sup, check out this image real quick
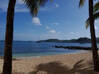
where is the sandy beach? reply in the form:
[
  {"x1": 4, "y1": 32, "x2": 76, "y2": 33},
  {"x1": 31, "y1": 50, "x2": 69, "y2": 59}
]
[{"x1": 0, "y1": 51, "x2": 99, "y2": 74}]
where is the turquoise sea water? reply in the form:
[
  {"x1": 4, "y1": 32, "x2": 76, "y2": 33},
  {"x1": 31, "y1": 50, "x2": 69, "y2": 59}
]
[{"x1": 0, "y1": 41, "x2": 93, "y2": 57}]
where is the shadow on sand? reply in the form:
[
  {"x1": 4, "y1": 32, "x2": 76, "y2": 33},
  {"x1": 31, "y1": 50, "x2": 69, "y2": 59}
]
[
  {"x1": 29, "y1": 59, "x2": 99, "y2": 74},
  {"x1": 0, "y1": 59, "x2": 99, "y2": 74}
]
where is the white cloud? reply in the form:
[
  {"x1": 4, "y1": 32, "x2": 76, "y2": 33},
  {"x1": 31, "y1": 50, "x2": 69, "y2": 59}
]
[
  {"x1": 95, "y1": 20, "x2": 99, "y2": 24},
  {"x1": 94, "y1": 20, "x2": 99, "y2": 30},
  {"x1": 32, "y1": 17, "x2": 42, "y2": 26},
  {"x1": 53, "y1": 23, "x2": 59, "y2": 25},
  {"x1": 46, "y1": 26, "x2": 57, "y2": 34},
  {"x1": 55, "y1": 3, "x2": 59, "y2": 8},
  {"x1": 15, "y1": 1, "x2": 29, "y2": 12},
  {"x1": 49, "y1": 29, "x2": 56, "y2": 34},
  {"x1": 95, "y1": 26, "x2": 98, "y2": 30},
  {"x1": 0, "y1": 0, "x2": 59, "y2": 13},
  {"x1": 70, "y1": 32, "x2": 76, "y2": 35},
  {"x1": 0, "y1": 0, "x2": 28, "y2": 12},
  {"x1": 46, "y1": 26, "x2": 50, "y2": 30},
  {"x1": 70, "y1": 32, "x2": 79, "y2": 35},
  {"x1": 15, "y1": 8, "x2": 29, "y2": 12},
  {"x1": 40, "y1": 3, "x2": 59, "y2": 11},
  {"x1": 17, "y1": 0, "x2": 24, "y2": 4},
  {"x1": 40, "y1": 7, "x2": 50, "y2": 11}
]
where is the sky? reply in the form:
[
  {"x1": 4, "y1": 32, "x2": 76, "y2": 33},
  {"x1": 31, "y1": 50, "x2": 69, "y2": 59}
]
[{"x1": 0, "y1": 0, "x2": 99, "y2": 41}]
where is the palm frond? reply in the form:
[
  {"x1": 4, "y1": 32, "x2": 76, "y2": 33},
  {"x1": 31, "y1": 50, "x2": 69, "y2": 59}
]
[
  {"x1": 86, "y1": 12, "x2": 99, "y2": 29},
  {"x1": 93, "y1": 2, "x2": 99, "y2": 13},
  {"x1": 24, "y1": 0, "x2": 48, "y2": 16},
  {"x1": 79, "y1": 0, "x2": 85, "y2": 7},
  {"x1": 85, "y1": 18, "x2": 90, "y2": 29}
]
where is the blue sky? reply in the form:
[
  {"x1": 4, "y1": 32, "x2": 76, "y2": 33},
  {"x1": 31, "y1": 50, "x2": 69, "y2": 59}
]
[{"x1": 0, "y1": 0, "x2": 99, "y2": 41}]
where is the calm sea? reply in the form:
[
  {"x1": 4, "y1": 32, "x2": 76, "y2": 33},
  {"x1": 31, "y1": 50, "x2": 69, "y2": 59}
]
[{"x1": 0, "y1": 41, "x2": 94, "y2": 57}]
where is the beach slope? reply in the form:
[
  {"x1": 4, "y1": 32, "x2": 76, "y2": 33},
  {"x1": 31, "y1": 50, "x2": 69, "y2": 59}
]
[{"x1": 0, "y1": 51, "x2": 99, "y2": 74}]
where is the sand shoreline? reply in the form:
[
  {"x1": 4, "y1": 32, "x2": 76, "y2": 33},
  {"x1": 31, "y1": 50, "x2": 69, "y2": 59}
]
[
  {"x1": 13, "y1": 50, "x2": 88, "y2": 59},
  {"x1": 0, "y1": 51, "x2": 99, "y2": 74}
]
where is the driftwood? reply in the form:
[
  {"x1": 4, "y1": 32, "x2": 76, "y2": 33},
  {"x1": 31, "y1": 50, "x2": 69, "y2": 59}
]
[{"x1": 55, "y1": 46, "x2": 92, "y2": 50}]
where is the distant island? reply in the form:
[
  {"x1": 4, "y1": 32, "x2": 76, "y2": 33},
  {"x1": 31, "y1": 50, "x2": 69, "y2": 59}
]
[
  {"x1": 1, "y1": 37, "x2": 99, "y2": 43},
  {"x1": 36, "y1": 37, "x2": 99, "y2": 43}
]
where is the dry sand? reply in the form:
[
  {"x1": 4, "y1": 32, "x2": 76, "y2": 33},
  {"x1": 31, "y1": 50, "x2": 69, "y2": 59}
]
[{"x1": 0, "y1": 51, "x2": 99, "y2": 74}]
